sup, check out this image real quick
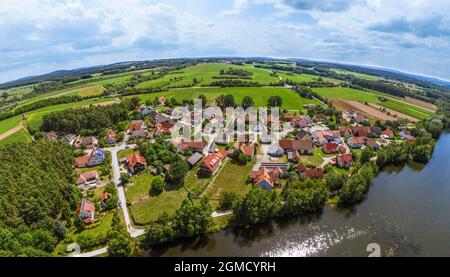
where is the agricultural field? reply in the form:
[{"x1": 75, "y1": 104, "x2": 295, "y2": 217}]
[
  {"x1": 138, "y1": 87, "x2": 320, "y2": 110},
  {"x1": 136, "y1": 63, "x2": 281, "y2": 89},
  {"x1": 277, "y1": 71, "x2": 341, "y2": 84},
  {"x1": 332, "y1": 69, "x2": 380, "y2": 81},
  {"x1": 312, "y1": 87, "x2": 432, "y2": 120},
  {"x1": 0, "y1": 115, "x2": 22, "y2": 136},
  {"x1": 0, "y1": 129, "x2": 32, "y2": 146},
  {"x1": 0, "y1": 85, "x2": 34, "y2": 100}
]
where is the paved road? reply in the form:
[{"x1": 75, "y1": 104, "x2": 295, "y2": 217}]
[
  {"x1": 104, "y1": 143, "x2": 144, "y2": 237},
  {"x1": 73, "y1": 247, "x2": 108, "y2": 257}
]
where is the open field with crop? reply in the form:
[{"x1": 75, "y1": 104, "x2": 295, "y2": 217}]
[
  {"x1": 332, "y1": 69, "x2": 380, "y2": 81},
  {"x1": 0, "y1": 85, "x2": 34, "y2": 100},
  {"x1": 136, "y1": 63, "x2": 281, "y2": 89},
  {"x1": 138, "y1": 87, "x2": 320, "y2": 110},
  {"x1": 404, "y1": 96, "x2": 437, "y2": 112},
  {"x1": 312, "y1": 87, "x2": 432, "y2": 120}
]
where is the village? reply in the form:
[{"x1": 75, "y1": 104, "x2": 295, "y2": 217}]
[{"x1": 39, "y1": 93, "x2": 417, "y2": 245}]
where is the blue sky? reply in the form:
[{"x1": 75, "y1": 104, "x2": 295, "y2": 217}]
[{"x1": 1, "y1": 0, "x2": 450, "y2": 83}]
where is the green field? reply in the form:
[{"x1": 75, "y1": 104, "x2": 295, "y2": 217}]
[
  {"x1": 138, "y1": 87, "x2": 319, "y2": 110},
  {"x1": 205, "y1": 161, "x2": 254, "y2": 208},
  {"x1": 125, "y1": 172, "x2": 156, "y2": 203},
  {"x1": 277, "y1": 71, "x2": 341, "y2": 84},
  {"x1": 0, "y1": 129, "x2": 32, "y2": 146},
  {"x1": 312, "y1": 87, "x2": 432, "y2": 119},
  {"x1": 0, "y1": 85, "x2": 34, "y2": 100},
  {"x1": 332, "y1": 69, "x2": 380, "y2": 81},
  {"x1": 136, "y1": 63, "x2": 281, "y2": 89},
  {"x1": 129, "y1": 185, "x2": 188, "y2": 226},
  {"x1": 0, "y1": 115, "x2": 21, "y2": 135},
  {"x1": 24, "y1": 97, "x2": 116, "y2": 131}
]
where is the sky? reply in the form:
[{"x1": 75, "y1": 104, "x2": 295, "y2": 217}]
[{"x1": 1, "y1": 0, "x2": 450, "y2": 83}]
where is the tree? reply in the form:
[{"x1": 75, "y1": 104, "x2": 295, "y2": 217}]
[
  {"x1": 218, "y1": 192, "x2": 239, "y2": 211},
  {"x1": 233, "y1": 188, "x2": 282, "y2": 228},
  {"x1": 215, "y1": 95, "x2": 225, "y2": 109},
  {"x1": 360, "y1": 145, "x2": 374, "y2": 164},
  {"x1": 224, "y1": 94, "x2": 235, "y2": 108},
  {"x1": 325, "y1": 171, "x2": 347, "y2": 191},
  {"x1": 150, "y1": 177, "x2": 164, "y2": 195},
  {"x1": 198, "y1": 94, "x2": 207, "y2": 108},
  {"x1": 2, "y1": 92, "x2": 8, "y2": 100},
  {"x1": 282, "y1": 183, "x2": 328, "y2": 215},
  {"x1": 165, "y1": 158, "x2": 188, "y2": 186},
  {"x1": 144, "y1": 212, "x2": 176, "y2": 246},
  {"x1": 339, "y1": 173, "x2": 368, "y2": 204},
  {"x1": 267, "y1": 96, "x2": 282, "y2": 107},
  {"x1": 120, "y1": 173, "x2": 130, "y2": 185},
  {"x1": 174, "y1": 197, "x2": 213, "y2": 237},
  {"x1": 242, "y1": 96, "x2": 255, "y2": 109},
  {"x1": 107, "y1": 213, "x2": 133, "y2": 257},
  {"x1": 75, "y1": 217, "x2": 85, "y2": 232}
]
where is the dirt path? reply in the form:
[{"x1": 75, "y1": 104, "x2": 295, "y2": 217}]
[
  {"x1": 0, "y1": 122, "x2": 23, "y2": 141},
  {"x1": 367, "y1": 103, "x2": 418, "y2": 122}
]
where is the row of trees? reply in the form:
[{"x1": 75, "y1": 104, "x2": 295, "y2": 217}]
[{"x1": 41, "y1": 98, "x2": 137, "y2": 135}]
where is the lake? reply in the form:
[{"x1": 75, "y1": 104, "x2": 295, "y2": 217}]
[{"x1": 148, "y1": 134, "x2": 450, "y2": 257}]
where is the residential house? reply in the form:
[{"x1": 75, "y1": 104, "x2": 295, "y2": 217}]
[
  {"x1": 127, "y1": 153, "x2": 147, "y2": 173},
  {"x1": 298, "y1": 164, "x2": 324, "y2": 180},
  {"x1": 292, "y1": 116, "x2": 311, "y2": 128},
  {"x1": 350, "y1": 126, "x2": 371, "y2": 137},
  {"x1": 268, "y1": 143, "x2": 284, "y2": 157},
  {"x1": 75, "y1": 136, "x2": 98, "y2": 149},
  {"x1": 287, "y1": 150, "x2": 299, "y2": 162},
  {"x1": 296, "y1": 129, "x2": 312, "y2": 141},
  {"x1": 283, "y1": 113, "x2": 295, "y2": 122},
  {"x1": 74, "y1": 147, "x2": 106, "y2": 168},
  {"x1": 338, "y1": 145, "x2": 347, "y2": 154},
  {"x1": 233, "y1": 142, "x2": 255, "y2": 159},
  {"x1": 322, "y1": 142, "x2": 339, "y2": 154},
  {"x1": 63, "y1": 134, "x2": 78, "y2": 145},
  {"x1": 250, "y1": 166, "x2": 284, "y2": 190},
  {"x1": 314, "y1": 114, "x2": 328, "y2": 123},
  {"x1": 179, "y1": 140, "x2": 206, "y2": 153},
  {"x1": 154, "y1": 121, "x2": 175, "y2": 137},
  {"x1": 158, "y1": 96, "x2": 166, "y2": 105},
  {"x1": 104, "y1": 130, "x2": 117, "y2": 144},
  {"x1": 78, "y1": 198, "x2": 95, "y2": 224},
  {"x1": 336, "y1": 153, "x2": 354, "y2": 168},
  {"x1": 187, "y1": 152, "x2": 203, "y2": 167},
  {"x1": 339, "y1": 126, "x2": 352, "y2": 137},
  {"x1": 199, "y1": 148, "x2": 227, "y2": 176},
  {"x1": 76, "y1": 170, "x2": 98, "y2": 190},
  {"x1": 400, "y1": 130, "x2": 412, "y2": 140},
  {"x1": 279, "y1": 139, "x2": 315, "y2": 155},
  {"x1": 382, "y1": 128, "x2": 394, "y2": 139},
  {"x1": 366, "y1": 138, "x2": 380, "y2": 149},
  {"x1": 43, "y1": 131, "x2": 58, "y2": 142},
  {"x1": 355, "y1": 115, "x2": 367, "y2": 123},
  {"x1": 370, "y1": 126, "x2": 382, "y2": 137},
  {"x1": 347, "y1": 136, "x2": 367, "y2": 148},
  {"x1": 344, "y1": 109, "x2": 357, "y2": 119}
]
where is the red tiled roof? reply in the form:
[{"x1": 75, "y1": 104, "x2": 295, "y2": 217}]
[
  {"x1": 76, "y1": 170, "x2": 98, "y2": 185},
  {"x1": 337, "y1": 153, "x2": 353, "y2": 165},
  {"x1": 383, "y1": 128, "x2": 394, "y2": 138},
  {"x1": 251, "y1": 166, "x2": 283, "y2": 187},
  {"x1": 303, "y1": 167, "x2": 324, "y2": 179},
  {"x1": 74, "y1": 155, "x2": 90, "y2": 167},
  {"x1": 201, "y1": 152, "x2": 225, "y2": 173},
  {"x1": 322, "y1": 142, "x2": 338, "y2": 153},
  {"x1": 127, "y1": 153, "x2": 147, "y2": 169},
  {"x1": 180, "y1": 141, "x2": 206, "y2": 151}
]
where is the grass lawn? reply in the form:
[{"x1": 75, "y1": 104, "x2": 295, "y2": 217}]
[
  {"x1": 138, "y1": 87, "x2": 319, "y2": 110},
  {"x1": 205, "y1": 160, "x2": 254, "y2": 208},
  {"x1": 125, "y1": 171, "x2": 157, "y2": 203},
  {"x1": 277, "y1": 71, "x2": 341, "y2": 84},
  {"x1": 129, "y1": 186, "x2": 188, "y2": 226},
  {"x1": 0, "y1": 85, "x2": 34, "y2": 100},
  {"x1": 0, "y1": 115, "x2": 21, "y2": 136},
  {"x1": 311, "y1": 87, "x2": 432, "y2": 120},
  {"x1": 117, "y1": 148, "x2": 137, "y2": 160},
  {"x1": 300, "y1": 147, "x2": 328, "y2": 167},
  {"x1": 0, "y1": 129, "x2": 32, "y2": 146},
  {"x1": 184, "y1": 163, "x2": 213, "y2": 195}
]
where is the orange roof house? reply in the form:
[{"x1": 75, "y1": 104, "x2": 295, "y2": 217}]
[
  {"x1": 127, "y1": 153, "x2": 147, "y2": 173},
  {"x1": 251, "y1": 167, "x2": 283, "y2": 190},
  {"x1": 199, "y1": 149, "x2": 227, "y2": 176}
]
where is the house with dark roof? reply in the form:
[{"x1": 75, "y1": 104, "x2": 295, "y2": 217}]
[
  {"x1": 78, "y1": 199, "x2": 95, "y2": 224},
  {"x1": 279, "y1": 139, "x2": 314, "y2": 155},
  {"x1": 233, "y1": 142, "x2": 255, "y2": 159},
  {"x1": 187, "y1": 152, "x2": 203, "y2": 167},
  {"x1": 179, "y1": 140, "x2": 206, "y2": 153},
  {"x1": 43, "y1": 131, "x2": 59, "y2": 142},
  {"x1": 76, "y1": 170, "x2": 98, "y2": 190},
  {"x1": 127, "y1": 153, "x2": 147, "y2": 173},
  {"x1": 296, "y1": 129, "x2": 312, "y2": 141},
  {"x1": 336, "y1": 153, "x2": 354, "y2": 168}
]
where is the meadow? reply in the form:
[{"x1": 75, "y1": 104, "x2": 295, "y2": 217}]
[
  {"x1": 311, "y1": 87, "x2": 432, "y2": 119},
  {"x1": 0, "y1": 129, "x2": 32, "y2": 146},
  {"x1": 136, "y1": 63, "x2": 281, "y2": 89},
  {"x1": 138, "y1": 87, "x2": 320, "y2": 110}
]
